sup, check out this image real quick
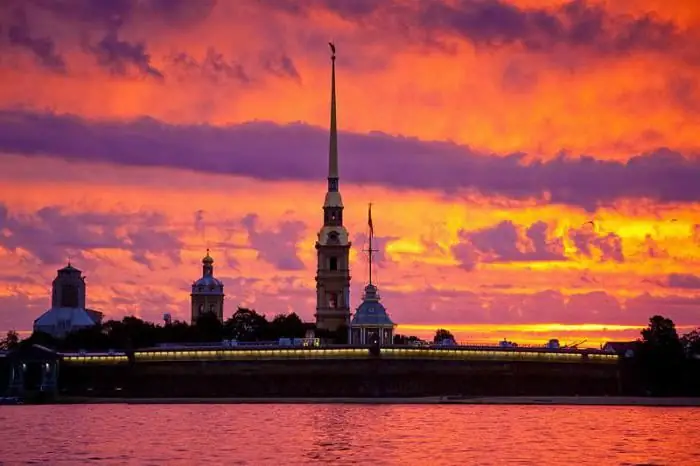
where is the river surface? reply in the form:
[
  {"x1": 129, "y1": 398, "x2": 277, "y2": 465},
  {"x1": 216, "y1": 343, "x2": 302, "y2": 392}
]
[{"x1": 0, "y1": 404, "x2": 696, "y2": 465}]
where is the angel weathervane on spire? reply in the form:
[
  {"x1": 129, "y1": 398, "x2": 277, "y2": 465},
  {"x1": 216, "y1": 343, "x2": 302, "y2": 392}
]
[{"x1": 329, "y1": 41, "x2": 336, "y2": 59}]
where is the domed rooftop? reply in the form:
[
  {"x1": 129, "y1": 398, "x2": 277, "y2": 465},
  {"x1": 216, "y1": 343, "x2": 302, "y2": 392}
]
[
  {"x1": 191, "y1": 249, "x2": 224, "y2": 293},
  {"x1": 351, "y1": 284, "x2": 395, "y2": 327},
  {"x1": 193, "y1": 275, "x2": 224, "y2": 288}
]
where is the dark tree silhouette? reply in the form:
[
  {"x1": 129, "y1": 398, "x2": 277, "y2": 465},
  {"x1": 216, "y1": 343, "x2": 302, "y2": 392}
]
[
  {"x1": 19, "y1": 331, "x2": 57, "y2": 350},
  {"x1": 433, "y1": 328, "x2": 455, "y2": 344},
  {"x1": 641, "y1": 316, "x2": 683, "y2": 351},
  {"x1": 638, "y1": 315, "x2": 685, "y2": 395},
  {"x1": 681, "y1": 328, "x2": 700, "y2": 355},
  {"x1": 194, "y1": 312, "x2": 224, "y2": 342},
  {"x1": 393, "y1": 334, "x2": 422, "y2": 345},
  {"x1": 0, "y1": 330, "x2": 20, "y2": 350},
  {"x1": 269, "y1": 313, "x2": 306, "y2": 340},
  {"x1": 62, "y1": 325, "x2": 111, "y2": 350},
  {"x1": 160, "y1": 320, "x2": 194, "y2": 344},
  {"x1": 104, "y1": 317, "x2": 159, "y2": 349},
  {"x1": 224, "y1": 307, "x2": 269, "y2": 341}
]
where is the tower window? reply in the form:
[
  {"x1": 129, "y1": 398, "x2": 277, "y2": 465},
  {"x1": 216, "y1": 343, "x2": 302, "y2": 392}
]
[
  {"x1": 329, "y1": 293, "x2": 338, "y2": 308},
  {"x1": 60, "y1": 284, "x2": 79, "y2": 308},
  {"x1": 209, "y1": 304, "x2": 215, "y2": 313},
  {"x1": 329, "y1": 257, "x2": 338, "y2": 271}
]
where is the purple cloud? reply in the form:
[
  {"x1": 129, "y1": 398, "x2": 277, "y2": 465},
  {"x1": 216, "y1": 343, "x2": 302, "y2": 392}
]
[
  {"x1": 2, "y1": 6, "x2": 66, "y2": 72},
  {"x1": 0, "y1": 290, "x2": 47, "y2": 332},
  {"x1": 382, "y1": 287, "x2": 700, "y2": 328},
  {"x1": 263, "y1": 53, "x2": 301, "y2": 82},
  {"x1": 667, "y1": 273, "x2": 700, "y2": 290},
  {"x1": 241, "y1": 214, "x2": 306, "y2": 271},
  {"x1": 88, "y1": 31, "x2": 163, "y2": 79},
  {"x1": 0, "y1": 203, "x2": 182, "y2": 268},
  {"x1": 267, "y1": 0, "x2": 683, "y2": 57},
  {"x1": 451, "y1": 220, "x2": 567, "y2": 269},
  {"x1": 1, "y1": 111, "x2": 700, "y2": 211},
  {"x1": 568, "y1": 225, "x2": 624, "y2": 262},
  {"x1": 168, "y1": 48, "x2": 250, "y2": 84},
  {"x1": 353, "y1": 232, "x2": 395, "y2": 268},
  {"x1": 20, "y1": 0, "x2": 216, "y2": 30}
]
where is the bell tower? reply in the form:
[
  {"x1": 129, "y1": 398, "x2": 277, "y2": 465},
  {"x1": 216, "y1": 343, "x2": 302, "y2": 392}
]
[
  {"x1": 191, "y1": 249, "x2": 225, "y2": 323},
  {"x1": 315, "y1": 43, "x2": 351, "y2": 332}
]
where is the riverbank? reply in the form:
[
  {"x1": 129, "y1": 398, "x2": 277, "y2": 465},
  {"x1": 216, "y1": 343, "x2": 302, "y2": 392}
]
[{"x1": 47, "y1": 396, "x2": 700, "y2": 407}]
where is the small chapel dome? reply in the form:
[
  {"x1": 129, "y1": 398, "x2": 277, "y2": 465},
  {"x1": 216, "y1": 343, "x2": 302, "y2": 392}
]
[
  {"x1": 192, "y1": 249, "x2": 224, "y2": 291},
  {"x1": 203, "y1": 253, "x2": 214, "y2": 265},
  {"x1": 351, "y1": 284, "x2": 394, "y2": 327}
]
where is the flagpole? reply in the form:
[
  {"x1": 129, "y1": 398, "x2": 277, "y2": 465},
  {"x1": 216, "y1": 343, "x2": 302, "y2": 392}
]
[{"x1": 368, "y1": 203, "x2": 373, "y2": 286}]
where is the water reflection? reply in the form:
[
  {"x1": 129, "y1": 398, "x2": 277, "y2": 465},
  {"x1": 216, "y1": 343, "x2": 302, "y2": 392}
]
[{"x1": 1, "y1": 404, "x2": 696, "y2": 465}]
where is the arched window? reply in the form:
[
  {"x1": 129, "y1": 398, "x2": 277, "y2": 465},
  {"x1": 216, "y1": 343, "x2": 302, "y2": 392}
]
[
  {"x1": 329, "y1": 293, "x2": 338, "y2": 308},
  {"x1": 329, "y1": 257, "x2": 338, "y2": 271}
]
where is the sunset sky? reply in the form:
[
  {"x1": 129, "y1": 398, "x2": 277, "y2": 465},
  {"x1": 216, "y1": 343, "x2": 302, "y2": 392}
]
[{"x1": 1, "y1": 0, "x2": 699, "y2": 346}]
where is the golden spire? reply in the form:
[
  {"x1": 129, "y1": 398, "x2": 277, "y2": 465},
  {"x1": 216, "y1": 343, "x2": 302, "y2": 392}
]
[{"x1": 328, "y1": 41, "x2": 338, "y2": 185}]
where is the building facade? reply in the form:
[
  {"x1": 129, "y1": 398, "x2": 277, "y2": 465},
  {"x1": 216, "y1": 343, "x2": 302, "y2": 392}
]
[
  {"x1": 350, "y1": 284, "x2": 395, "y2": 345},
  {"x1": 33, "y1": 263, "x2": 103, "y2": 338},
  {"x1": 191, "y1": 250, "x2": 225, "y2": 323},
  {"x1": 315, "y1": 44, "x2": 351, "y2": 332}
]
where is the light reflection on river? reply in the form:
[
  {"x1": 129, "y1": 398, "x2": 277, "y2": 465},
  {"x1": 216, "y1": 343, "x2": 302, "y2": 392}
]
[{"x1": 0, "y1": 404, "x2": 696, "y2": 465}]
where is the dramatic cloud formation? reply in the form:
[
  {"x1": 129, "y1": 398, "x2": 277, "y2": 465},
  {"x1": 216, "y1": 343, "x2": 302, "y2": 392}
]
[
  {"x1": 0, "y1": 0, "x2": 699, "y2": 345},
  {"x1": 1, "y1": 111, "x2": 699, "y2": 212},
  {"x1": 0, "y1": 203, "x2": 182, "y2": 267},
  {"x1": 241, "y1": 214, "x2": 306, "y2": 271},
  {"x1": 452, "y1": 220, "x2": 567, "y2": 270},
  {"x1": 3, "y1": 7, "x2": 66, "y2": 72},
  {"x1": 266, "y1": 0, "x2": 692, "y2": 59}
]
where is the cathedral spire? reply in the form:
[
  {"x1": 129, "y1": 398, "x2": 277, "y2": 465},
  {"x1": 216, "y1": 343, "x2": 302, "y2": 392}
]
[{"x1": 327, "y1": 41, "x2": 339, "y2": 192}]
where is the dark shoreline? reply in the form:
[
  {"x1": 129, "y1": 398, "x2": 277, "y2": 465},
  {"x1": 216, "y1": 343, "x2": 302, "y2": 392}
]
[{"x1": 37, "y1": 396, "x2": 700, "y2": 407}]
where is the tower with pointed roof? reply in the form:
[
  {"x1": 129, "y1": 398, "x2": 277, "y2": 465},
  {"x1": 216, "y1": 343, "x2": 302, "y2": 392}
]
[
  {"x1": 314, "y1": 43, "x2": 352, "y2": 332},
  {"x1": 191, "y1": 249, "x2": 225, "y2": 323}
]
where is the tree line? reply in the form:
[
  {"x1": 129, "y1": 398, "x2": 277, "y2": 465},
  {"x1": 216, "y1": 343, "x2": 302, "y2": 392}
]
[{"x1": 1, "y1": 308, "x2": 319, "y2": 351}]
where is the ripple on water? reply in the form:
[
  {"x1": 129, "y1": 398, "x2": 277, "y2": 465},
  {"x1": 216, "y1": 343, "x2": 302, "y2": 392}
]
[{"x1": 0, "y1": 404, "x2": 697, "y2": 465}]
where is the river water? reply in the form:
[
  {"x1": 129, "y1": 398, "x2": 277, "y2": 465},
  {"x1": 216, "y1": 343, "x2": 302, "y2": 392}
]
[{"x1": 0, "y1": 404, "x2": 696, "y2": 465}]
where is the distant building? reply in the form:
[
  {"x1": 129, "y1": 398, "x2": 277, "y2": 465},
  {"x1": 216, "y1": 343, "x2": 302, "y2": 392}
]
[
  {"x1": 350, "y1": 204, "x2": 396, "y2": 345},
  {"x1": 350, "y1": 284, "x2": 395, "y2": 345},
  {"x1": 602, "y1": 341, "x2": 637, "y2": 358},
  {"x1": 191, "y1": 249, "x2": 224, "y2": 323},
  {"x1": 315, "y1": 44, "x2": 351, "y2": 332},
  {"x1": 33, "y1": 263, "x2": 103, "y2": 338}
]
